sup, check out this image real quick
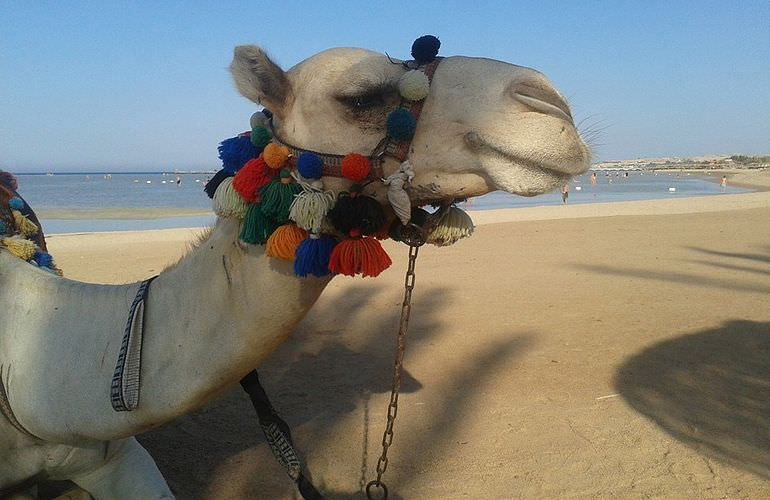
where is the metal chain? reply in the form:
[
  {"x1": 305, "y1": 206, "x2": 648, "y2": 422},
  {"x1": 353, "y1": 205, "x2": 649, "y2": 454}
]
[{"x1": 366, "y1": 245, "x2": 420, "y2": 500}]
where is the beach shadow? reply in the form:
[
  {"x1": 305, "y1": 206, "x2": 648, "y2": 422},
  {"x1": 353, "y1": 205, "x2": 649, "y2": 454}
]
[
  {"x1": 615, "y1": 320, "x2": 770, "y2": 479},
  {"x1": 687, "y1": 246, "x2": 770, "y2": 265},
  {"x1": 136, "y1": 284, "x2": 448, "y2": 499}
]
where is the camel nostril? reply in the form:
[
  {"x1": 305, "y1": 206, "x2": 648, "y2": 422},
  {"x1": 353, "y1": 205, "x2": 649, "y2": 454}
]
[{"x1": 510, "y1": 80, "x2": 573, "y2": 121}]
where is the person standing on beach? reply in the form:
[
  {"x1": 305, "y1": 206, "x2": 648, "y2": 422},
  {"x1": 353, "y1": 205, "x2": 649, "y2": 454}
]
[
  {"x1": 720, "y1": 175, "x2": 727, "y2": 190},
  {"x1": 561, "y1": 182, "x2": 570, "y2": 204},
  {"x1": 176, "y1": 175, "x2": 182, "y2": 186},
  {"x1": 591, "y1": 172, "x2": 597, "y2": 186}
]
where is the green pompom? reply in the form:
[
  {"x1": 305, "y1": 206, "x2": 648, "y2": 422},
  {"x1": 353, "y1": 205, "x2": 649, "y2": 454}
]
[
  {"x1": 251, "y1": 126, "x2": 272, "y2": 150},
  {"x1": 240, "y1": 203, "x2": 278, "y2": 245},
  {"x1": 259, "y1": 177, "x2": 301, "y2": 224}
]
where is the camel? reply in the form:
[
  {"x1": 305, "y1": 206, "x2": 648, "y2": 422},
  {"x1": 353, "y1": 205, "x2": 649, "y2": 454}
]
[{"x1": 0, "y1": 40, "x2": 590, "y2": 498}]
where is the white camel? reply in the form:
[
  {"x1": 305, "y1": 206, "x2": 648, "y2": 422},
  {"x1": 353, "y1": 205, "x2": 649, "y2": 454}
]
[{"x1": 0, "y1": 42, "x2": 589, "y2": 498}]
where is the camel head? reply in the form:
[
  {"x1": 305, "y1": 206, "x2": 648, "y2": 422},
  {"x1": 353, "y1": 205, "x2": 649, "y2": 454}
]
[{"x1": 229, "y1": 42, "x2": 590, "y2": 205}]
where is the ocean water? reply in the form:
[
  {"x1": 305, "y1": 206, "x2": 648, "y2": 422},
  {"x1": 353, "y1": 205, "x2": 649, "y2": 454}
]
[{"x1": 12, "y1": 171, "x2": 749, "y2": 234}]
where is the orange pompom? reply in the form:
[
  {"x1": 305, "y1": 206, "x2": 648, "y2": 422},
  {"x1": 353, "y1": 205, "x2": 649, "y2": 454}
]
[
  {"x1": 341, "y1": 153, "x2": 371, "y2": 182},
  {"x1": 263, "y1": 143, "x2": 290, "y2": 169},
  {"x1": 265, "y1": 224, "x2": 308, "y2": 261},
  {"x1": 328, "y1": 236, "x2": 392, "y2": 277},
  {"x1": 232, "y1": 156, "x2": 273, "y2": 203}
]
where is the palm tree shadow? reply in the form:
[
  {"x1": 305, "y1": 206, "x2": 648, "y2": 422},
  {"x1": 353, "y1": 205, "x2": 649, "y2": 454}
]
[
  {"x1": 615, "y1": 319, "x2": 770, "y2": 479},
  {"x1": 136, "y1": 284, "x2": 445, "y2": 499}
]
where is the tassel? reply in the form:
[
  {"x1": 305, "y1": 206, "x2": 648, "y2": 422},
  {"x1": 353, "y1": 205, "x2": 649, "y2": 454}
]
[
  {"x1": 233, "y1": 156, "x2": 273, "y2": 203},
  {"x1": 427, "y1": 207, "x2": 475, "y2": 246},
  {"x1": 12, "y1": 210, "x2": 38, "y2": 237},
  {"x1": 218, "y1": 134, "x2": 260, "y2": 174},
  {"x1": 294, "y1": 234, "x2": 337, "y2": 277},
  {"x1": 212, "y1": 177, "x2": 248, "y2": 219},
  {"x1": 204, "y1": 169, "x2": 232, "y2": 199},
  {"x1": 240, "y1": 203, "x2": 278, "y2": 245},
  {"x1": 266, "y1": 224, "x2": 307, "y2": 261},
  {"x1": 33, "y1": 250, "x2": 55, "y2": 268},
  {"x1": 327, "y1": 192, "x2": 385, "y2": 236},
  {"x1": 289, "y1": 188, "x2": 336, "y2": 233},
  {"x1": 328, "y1": 235, "x2": 392, "y2": 278},
  {"x1": 1, "y1": 237, "x2": 37, "y2": 260},
  {"x1": 259, "y1": 171, "x2": 301, "y2": 224}
]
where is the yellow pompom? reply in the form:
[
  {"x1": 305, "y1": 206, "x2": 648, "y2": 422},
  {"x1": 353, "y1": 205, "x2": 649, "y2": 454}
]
[
  {"x1": 263, "y1": 143, "x2": 290, "y2": 169},
  {"x1": 398, "y1": 70, "x2": 430, "y2": 101},
  {"x1": 1, "y1": 237, "x2": 37, "y2": 260},
  {"x1": 12, "y1": 210, "x2": 39, "y2": 237},
  {"x1": 265, "y1": 224, "x2": 307, "y2": 261}
]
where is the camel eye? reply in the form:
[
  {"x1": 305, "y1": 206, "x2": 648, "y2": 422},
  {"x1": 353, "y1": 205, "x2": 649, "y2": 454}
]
[{"x1": 340, "y1": 92, "x2": 385, "y2": 111}]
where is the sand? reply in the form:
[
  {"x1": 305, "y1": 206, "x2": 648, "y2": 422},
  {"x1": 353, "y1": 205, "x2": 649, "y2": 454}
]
[{"x1": 44, "y1": 180, "x2": 770, "y2": 499}]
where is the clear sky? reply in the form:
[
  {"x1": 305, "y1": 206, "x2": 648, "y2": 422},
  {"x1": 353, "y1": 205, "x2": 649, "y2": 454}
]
[{"x1": 1, "y1": 1, "x2": 768, "y2": 172}]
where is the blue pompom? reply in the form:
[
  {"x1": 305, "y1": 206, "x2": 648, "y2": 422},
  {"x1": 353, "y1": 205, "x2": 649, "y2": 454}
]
[
  {"x1": 294, "y1": 236, "x2": 337, "y2": 277},
  {"x1": 296, "y1": 152, "x2": 323, "y2": 180},
  {"x1": 218, "y1": 135, "x2": 260, "y2": 174},
  {"x1": 9, "y1": 197, "x2": 24, "y2": 210},
  {"x1": 411, "y1": 35, "x2": 440, "y2": 64},
  {"x1": 33, "y1": 250, "x2": 54, "y2": 269},
  {"x1": 387, "y1": 109, "x2": 417, "y2": 141}
]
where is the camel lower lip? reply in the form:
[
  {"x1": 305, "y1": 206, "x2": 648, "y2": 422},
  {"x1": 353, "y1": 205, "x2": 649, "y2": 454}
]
[{"x1": 465, "y1": 131, "x2": 570, "y2": 177}]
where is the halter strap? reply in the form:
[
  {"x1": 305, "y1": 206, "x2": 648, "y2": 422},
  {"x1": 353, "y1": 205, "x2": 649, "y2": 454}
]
[{"x1": 268, "y1": 57, "x2": 443, "y2": 182}]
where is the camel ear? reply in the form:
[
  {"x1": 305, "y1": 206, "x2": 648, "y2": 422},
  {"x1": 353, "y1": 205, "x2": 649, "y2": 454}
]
[{"x1": 230, "y1": 45, "x2": 292, "y2": 117}]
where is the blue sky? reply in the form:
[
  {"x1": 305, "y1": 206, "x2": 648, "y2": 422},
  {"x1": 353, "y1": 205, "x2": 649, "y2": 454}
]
[{"x1": 1, "y1": 1, "x2": 768, "y2": 172}]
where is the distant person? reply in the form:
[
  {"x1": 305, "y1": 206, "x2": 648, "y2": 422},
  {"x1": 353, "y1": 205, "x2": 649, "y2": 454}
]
[
  {"x1": 590, "y1": 172, "x2": 597, "y2": 186},
  {"x1": 720, "y1": 175, "x2": 727, "y2": 190},
  {"x1": 176, "y1": 175, "x2": 181, "y2": 186},
  {"x1": 561, "y1": 182, "x2": 570, "y2": 204}
]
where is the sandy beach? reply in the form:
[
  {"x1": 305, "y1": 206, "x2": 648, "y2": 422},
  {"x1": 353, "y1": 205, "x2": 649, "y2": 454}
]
[{"x1": 44, "y1": 179, "x2": 770, "y2": 498}]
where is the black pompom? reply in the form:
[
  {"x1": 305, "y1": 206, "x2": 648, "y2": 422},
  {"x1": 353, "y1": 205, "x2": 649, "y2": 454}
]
[
  {"x1": 204, "y1": 169, "x2": 232, "y2": 199},
  {"x1": 411, "y1": 35, "x2": 441, "y2": 64},
  {"x1": 328, "y1": 193, "x2": 386, "y2": 236}
]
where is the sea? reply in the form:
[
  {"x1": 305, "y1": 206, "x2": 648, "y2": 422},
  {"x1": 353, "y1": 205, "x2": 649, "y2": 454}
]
[{"x1": 13, "y1": 171, "x2": 750, "y2": 235}]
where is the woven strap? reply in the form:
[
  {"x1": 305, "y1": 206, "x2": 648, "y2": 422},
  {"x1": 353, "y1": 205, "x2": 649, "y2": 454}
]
[{"x1": 111, "y1": 276, "x2": 156, "y2": 412}]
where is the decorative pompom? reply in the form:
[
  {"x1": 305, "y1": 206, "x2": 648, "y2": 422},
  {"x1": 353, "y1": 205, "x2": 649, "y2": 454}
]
[
  {"x1": 294, "y1": 234, "x2": 337, "y2": 277},
  {"x1": 386, "y1": 109, "x2": 417, "y2": 141},
  {"x1": 296, "y1": 152, "x2": 323, "y2": 180},
  {"x1": 212, "y1": 177, "x2": 248, "y2": 219},
  {"x1": 218, "y1": 135, "x2": 260, "y2": 174},
  {"x1": 266, "y1": 224, "x2": 307, "y2": 261},
  {"x1": 341, "y1": 153, "x2": 371, "y2": 182},
  {"x1": 398, "y1": 70, "x2": 430, "y2": 101},
  {"x1": 263, "y1": 143, "x2": 290, "y2": 169},
  {"x1": 0, "y1": 171, "x2": 18, "y2": 190},
  {"x1": 1, "y1": 237, "x2": 37, "y2": 260},
  {"x1": 328, "y1": 192, "x2": 385, "y2": 236},
  {"x1": 33, "y1": 250, "x2": 54, "y2": 268},
  {"x1": 233, "y1": 156, "x2": 273, "y2": 203},
  {"x1": 204, "y1": 169, "x2": 232, "y2": 199},
  {"x1": 8, "y1": 197, "x2": 24, "y2": 211},
  {"x1": 12, "y1": 210, "x2": 38, "y2": 237},
  {"x1": 289, "y1": 188, "x2": 336, "y2": 233},
  {"x1": 250, "y1": 111, "x2": 271, "y2": 130},
  {"x1": 259, "y1": 171, "x2": 301, "y2": 223},
  {"x1": 427, "y1": 206, "x2": 475, "y2": 246},
  {"x1": 251, "y1": 126, "x2": 272, "y2": 150},
  {"x1": 328, "y1": 236, "x2": 392, "y2": 278},
  {"x1": 240, "y1": 203, "x2": 278, "y2": 245},
  {"x1": 411, "y1": 35, "x2": 441, "y2": 64}
]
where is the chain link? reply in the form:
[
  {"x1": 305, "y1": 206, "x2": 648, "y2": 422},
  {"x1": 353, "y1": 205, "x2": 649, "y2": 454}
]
[{"x1": 366, "y1": 245, "x2": 420, "y2": 500}]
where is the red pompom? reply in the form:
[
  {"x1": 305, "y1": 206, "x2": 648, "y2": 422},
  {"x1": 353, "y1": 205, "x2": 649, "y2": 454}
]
[
  {"x1": 328, "y1": 236, "x2": 392, "y2": 277},
  {"x1": 233, "y1": 156, "x2": 274, "y2": 203},
  {"x1": 341, "y1": 153, "x2": 371, "y2": 182}
]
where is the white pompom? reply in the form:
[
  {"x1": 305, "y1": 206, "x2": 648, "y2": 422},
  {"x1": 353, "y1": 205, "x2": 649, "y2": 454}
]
[
  {"x1": 212, "y1": 177, "x2": 248, "y2": 219},
  {"x1": 250, "y1": 111, "x2": 270, "y2": 129},
  {"x1": 427, "y1": 207, "x2": 475, "y2": 246},
  {"x1": 398, "y1": 70, "x2": 430, "y2": 101},
  {"x1": 289, "y1": 189, "x2": 336, "y2": 233}
]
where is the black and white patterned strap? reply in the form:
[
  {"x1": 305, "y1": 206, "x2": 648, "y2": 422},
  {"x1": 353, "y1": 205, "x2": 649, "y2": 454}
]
[{"x1": 111, "y1": 276, "x2": 156, "y2": 412}]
